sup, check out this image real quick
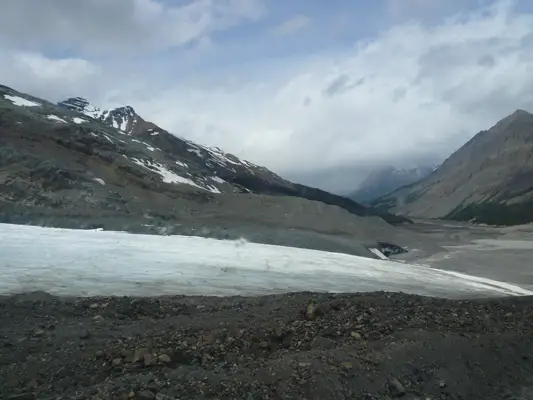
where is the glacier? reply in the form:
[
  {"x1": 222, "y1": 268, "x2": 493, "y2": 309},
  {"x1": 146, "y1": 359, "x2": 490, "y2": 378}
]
[{"x1": 0, "y1": 223, "x2": 531, "y2": 298}]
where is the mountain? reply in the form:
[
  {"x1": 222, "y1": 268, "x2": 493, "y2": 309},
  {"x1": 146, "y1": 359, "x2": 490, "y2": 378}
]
[
  {"x1": 369, "y1": 109, "x2": 533, "y2": 225},
  {"x1": 349, "y1": 165, "x2": 437, "y2": 203},
  {"x1": 0, "y1": 84, "x2": 418, "y2": 258},
  {"x1": 58, "y1": 97, "x2": 156, "y2": 135}
]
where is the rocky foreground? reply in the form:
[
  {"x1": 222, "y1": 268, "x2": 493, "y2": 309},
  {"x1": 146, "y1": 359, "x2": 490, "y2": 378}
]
[{"x1": 1, "y1": 291, "x2": 533, "y2": 400}]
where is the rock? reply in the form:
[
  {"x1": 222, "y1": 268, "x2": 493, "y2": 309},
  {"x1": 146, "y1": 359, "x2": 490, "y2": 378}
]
[
  {"x1": 439, "y1": 380, "x2": 446, "y2": 388},
  {"x1": 137, "y1": 390, "x2": 156, "y2": 400},
  {"x1": 350, "y1": 331, "x2": 363, "y2": 340},
  {"x1": 8, "y1": 394, "x2": 36, "y2": 400},
  {"x1": 89, "y1": 303, "x2": 100, "y2": 310},
  {"x1": 27, "y1": 379, "x2": 38, "y2": 389},
  {"x1": 341, "y1": 362, "x2": 353, "y2": 370},
  {"x1": 123, "y1": 351, "x2": 134, "y2": 363},
  {"x1": 306, "y1": 304, "x2": 316, "y2": 320},
  {"x1": 158, "y1": 354, "x2": 171, "y2": 363},
  {"x1": 112, "y1": 358, "x2": 123, "y2": 366},
  {"x1": 306, "y1": 303, "x2": 326, "y2": 320},
  {"x1": 144, "y1": 352, "x2": 156, "y2": 366},
  {"x1": 33, "y1": 329, "x2": 45, "y2": 337},
  {"x1": 133, "y1": 348, "x2": 150, "y2": 363},
  {"x1": 93, "y1": 315, "x2": 104, "y2": 322},
  {"x1": 273, "y1": 326, "x2": 284, "y2": 338},
  {"x1": 201, "y1": 332, "x2": 216, "y2": 345},
  {"x1": 329, "y1": 299, "x2": 345, "y2": 310},
  {"x1": 79, "y1": 329, "x2": 91, "y2": 339},
  {"x1": 311, "y1": 336, "x2": 336, "y2": 350},
  {"x1": 389, "y1": 377, "x2": 406, "y2": 397}
]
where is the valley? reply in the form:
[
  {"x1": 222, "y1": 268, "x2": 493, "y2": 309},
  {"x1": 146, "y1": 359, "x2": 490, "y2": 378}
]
[
  {"x1": 3, "y1": 1, "x2": 533, "y2": 398},
  {"x1": 2, "y1": 84, "x2": 533, "y2": 400},
  {"x1": 396, "y1": 219, "x2": 533, "y2": 287}
]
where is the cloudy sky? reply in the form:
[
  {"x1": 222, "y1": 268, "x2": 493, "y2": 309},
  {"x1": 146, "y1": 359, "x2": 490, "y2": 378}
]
[{"x1": 1, "y1": 0, "x2": 533, "y2": 192}]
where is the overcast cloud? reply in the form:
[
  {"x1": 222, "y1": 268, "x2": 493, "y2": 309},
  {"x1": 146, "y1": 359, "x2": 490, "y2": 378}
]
[{"x1": 1, "y1": 0, "x2": 532, "y2": 192}]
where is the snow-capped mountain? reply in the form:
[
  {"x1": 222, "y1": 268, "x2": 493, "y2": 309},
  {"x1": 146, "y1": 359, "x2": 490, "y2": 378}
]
[
  {"x1": 349, "y1": 165, "x2": 438, "y2": 203},
  {"x1": 0, "y1": 84, "x2": 409, "y2": 241},
  {"x1": 56, "y1": 95, "x2": 286, "y2": 195},
  {"x1": 59, "y1": 97, "x2": 144, "y2": 135}
]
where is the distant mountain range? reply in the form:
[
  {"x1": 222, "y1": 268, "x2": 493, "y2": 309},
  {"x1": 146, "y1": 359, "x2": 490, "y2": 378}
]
[
  {"x1": 369, "y1": 109, "x2": 533, "y2": 225},
  {"x1": 349, "y1": 165, "x2": 438, "y2": 203}
]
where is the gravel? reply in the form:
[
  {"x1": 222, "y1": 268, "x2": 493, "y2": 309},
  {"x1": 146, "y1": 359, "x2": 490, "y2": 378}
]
[{"x1": 1, "y1": 291, "x2": 533, "y2": 399}]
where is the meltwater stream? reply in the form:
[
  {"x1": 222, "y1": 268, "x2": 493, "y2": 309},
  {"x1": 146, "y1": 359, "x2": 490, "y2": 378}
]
[{"x1": 0, "y1": 223, "x2": 531, "y2": 298}]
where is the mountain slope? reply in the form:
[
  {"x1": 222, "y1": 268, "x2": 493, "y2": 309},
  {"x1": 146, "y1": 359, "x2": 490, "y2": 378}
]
[
  {"x1": 349, "y1": 165, "x2": 437, "y2": 203},
  {"x1": 0, "y1": 84, "x2": 418, "y2": 258},
  {"x1": 369, "y1": 109, "x2": 533, "y2": 225},
  {"x1": 57, "y1": 94, "x2": 408, "y2": 223}
]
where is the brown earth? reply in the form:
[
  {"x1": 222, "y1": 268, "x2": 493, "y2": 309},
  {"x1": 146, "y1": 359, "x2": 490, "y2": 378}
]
[{"x1": 1, "y1": 291, "x2": 533, "y2": 400}]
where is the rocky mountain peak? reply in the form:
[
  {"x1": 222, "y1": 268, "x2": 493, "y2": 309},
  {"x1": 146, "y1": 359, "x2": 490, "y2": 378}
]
[
  {"x1": 58, "y1": 97, "x2": 142, "y2": 134},
  {"x1": 58, "y1": 97, "x2": 103, "y2": 119},
  {"x1": 100, "y1": 106, "x2": 140, "y2": 134},
  {"x1": 111, "y1": 105, "x2": 136, "y2": 116}
]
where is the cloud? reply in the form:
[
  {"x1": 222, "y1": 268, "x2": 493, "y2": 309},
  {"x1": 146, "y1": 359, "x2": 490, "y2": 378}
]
[
  {"x1": 322, "y1": 74, "x2": 365, "y2": 97},
  {"x1": 272, "y1": 14, "x2": 312, "y2": 37},
  {"x1": 385, "y1": 0, "x2": 476, "y2": 19},
  {"x1": 1, "y1": 0, "x2": 533, "y2": 193},
  {"x1": 127, "y1": 2, "x2": 533, "y2": 176},
  {"x1": 0, "y1": 0, "x2": 265, "y2": 55},
  {"x1": 0, "y1": 51, "x2": 102, "y2": 101}
]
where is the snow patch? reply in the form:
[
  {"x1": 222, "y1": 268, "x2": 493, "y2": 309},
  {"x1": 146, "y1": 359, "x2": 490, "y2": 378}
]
[
  {"x1": 47, "y1": 114, "x2": 67, "y2": 123},
  {"x1": 207, "y1": 185, "x2": 221, "y2": 194},
  {"x1": 93, "y1": 178, "x2": 105, "y2": 185},
  {"x1": 102, "y1": 134, "x2": 114, "y2": 144},
  {"x1": 369, "y1": 248, "x2": 389, "y2": 260},
  {"x1": 211, "y1": 176, "x2": 225, "y2": 184},
  {"x1": 143, "y1": 142, "x2": 155, "y2": 151},
  {"x1": 72, "y1": 117, "x2": 87, "y2": 124},
  {"x1": 187, "y1": 148, "x2": 203, "y2": 158},
  {"x1": 131, "y1": 158, "x2": 204, "y2": 189},
  {"x1": 119, "y1": 118, "x2": 128, "y2": 132},
  {"x1": 4, "y1": 95, "x2": 41, "y2": 107},
  {"x1": 204, "y1": 146, "x2": 244, "y2": 167},
  {"x1": 175, "y1": 160, "x2": 188, "y2": 168}
]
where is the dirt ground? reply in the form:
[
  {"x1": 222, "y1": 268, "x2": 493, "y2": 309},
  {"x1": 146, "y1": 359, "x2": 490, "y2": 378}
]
[
  {"x1": 1, "y1": 291, "x2": 533, "y2": 400},
  {"x1": 395, "y1": 220, "x2": 533, "y2": 287}
]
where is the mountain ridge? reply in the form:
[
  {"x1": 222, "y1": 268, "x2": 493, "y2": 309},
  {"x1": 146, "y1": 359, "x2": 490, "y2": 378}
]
[
  {"x1": 369, "y1": 108, "x2": 533, "y2": 225},
  {"x1": 55, "y1": 92, "x2": 410, "y2": 223},
  {"x1": 349, "y1": 164, "x2": 438, "y2": 203}
]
